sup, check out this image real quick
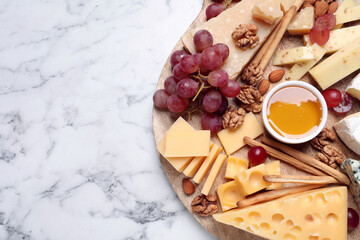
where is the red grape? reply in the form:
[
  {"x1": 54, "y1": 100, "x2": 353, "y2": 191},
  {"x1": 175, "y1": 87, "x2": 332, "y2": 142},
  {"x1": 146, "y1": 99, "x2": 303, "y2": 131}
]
[
  {"x1": 193, "y1": 53, "x2": 209, "y2": 74},
  {"x1": 333, "y1": 92, "x2": 353, "y2": 114},
  {"x1": 220, "y1": 79, "x2": 241, "y2": 97},
  {"x1": 201, "y1": 47, "x2": 223, "y2": 71},
  {"x1": 214, "y1": 94, "x2": 229, "y2": 116},
  {"x1": 315, "y1": 13, "x2": 336, "y2": 30},
  {"x1": 248, "y1": 146, "x2": 267, "y2": 167},
  {"x1": 176, "y1": 78, "x2": 199, "y2": 98},
  {"x1": 309, "y1": 24, "x2": 330, "y2": 46},
  {"x1": 322, "y1": 88, "x2": 342, "y2": 107},
  {"x1": 348, "y1": 208, "x2": 359, "y2": 230},
  {"x1": 201, "y1": 113, "x2": 222, "y2": 134},
  {"x1": 213, "y1": 43, "x2": 230, "y2": 62},
  {"x1": 179, "y1": 55, "x2": 199, "y2": 74},
  {"x1": 193, "y1": 30, "x2": 213, "y2": 53},
  {"x1": 203, "y1": 90, "x2": 222, "y2": 112},
  {"x1": 153, "y1": 89, "x2": 170, "y2": 109},
  {"x1": 206, "y1": 3, "x2": 224, "y2": 20},
  {"x1": 170, "y1": 50, "x2": 188, "y2": 68},
  {"x1": 164, "y1": 76, "x2": 177, "y2": 95},
  {"x1": 208, "y1": 69, "x2": 229, "y2": 87},
  {"x1": 167, "y1": 94, "x2": 189, "y2": 113},
  {"x1": 173, "y1": 63, "x2": 189, "y2": 81}
]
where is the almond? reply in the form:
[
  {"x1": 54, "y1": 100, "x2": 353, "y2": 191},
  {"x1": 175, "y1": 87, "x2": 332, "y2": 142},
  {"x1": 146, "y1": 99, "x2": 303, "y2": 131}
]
[
  {"x1": 315, "y1": 0, "x2": 329, "y2": 18},
  {"x1": 258, "y1": 79, "x2": 270, "y2": 95},
  {"x1": 182, "y1": 178, "x2": 195, "y2": 195},
  {"x1": 304, "y1": 0, "x2": 316, "y2": 4},
  {"x1": 269, "y1": 70, "x2": 285, "y2": 83},
  {"x1": 328, "y1": 1, "x2": 338, "y2": 14}
]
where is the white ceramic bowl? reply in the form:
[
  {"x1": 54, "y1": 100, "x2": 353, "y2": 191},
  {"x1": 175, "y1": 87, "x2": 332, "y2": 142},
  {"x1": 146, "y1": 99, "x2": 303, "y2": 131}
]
[{"x1": 262, "y1": 81, "x2": 328, "y2": 144}]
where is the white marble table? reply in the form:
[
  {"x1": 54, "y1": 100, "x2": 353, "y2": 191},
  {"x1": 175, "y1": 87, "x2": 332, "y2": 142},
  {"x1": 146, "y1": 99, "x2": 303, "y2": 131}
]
[{"x1": 0, "y1": 0, "x2": 216, "y2": 239}]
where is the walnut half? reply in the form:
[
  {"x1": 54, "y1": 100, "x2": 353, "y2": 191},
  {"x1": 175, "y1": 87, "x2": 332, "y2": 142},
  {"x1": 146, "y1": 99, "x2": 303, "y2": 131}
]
[
  {"x1": 191, "y1": 194, "x2": 219, "y2": 217},
  {"x1": 222, "y1": 105, "x2": 246, "y2": 130},
  {"x1": 231, "y1": 24, "x2": 260, "y2": 50},
  {"x1": 236, "y1": 85, "x2": 264, "y2": 113}
]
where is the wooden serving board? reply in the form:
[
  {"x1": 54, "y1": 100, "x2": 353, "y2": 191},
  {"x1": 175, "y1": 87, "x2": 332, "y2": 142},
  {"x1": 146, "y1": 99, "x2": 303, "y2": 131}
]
[{"x1": 153, "y1": 1, "x2": 360, "y2": 239}]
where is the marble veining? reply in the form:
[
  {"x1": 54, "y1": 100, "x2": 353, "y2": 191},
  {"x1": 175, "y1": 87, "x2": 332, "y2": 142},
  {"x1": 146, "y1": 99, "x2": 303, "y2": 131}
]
[{"x1": 0, "y1": 0, "x2": 216, "y2": 239}]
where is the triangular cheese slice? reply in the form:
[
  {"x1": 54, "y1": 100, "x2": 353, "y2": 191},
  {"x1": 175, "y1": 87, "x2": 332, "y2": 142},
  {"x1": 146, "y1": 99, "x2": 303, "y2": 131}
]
[{"x1": 213, "y1": 187, "x2": 347, "y2": 240}]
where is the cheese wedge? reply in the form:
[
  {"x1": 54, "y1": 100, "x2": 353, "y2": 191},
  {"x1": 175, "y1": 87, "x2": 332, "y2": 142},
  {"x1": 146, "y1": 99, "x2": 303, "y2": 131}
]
[
  {"x1": 201, "y1": 154, "x2": 227, "y2": 195},
  {"x1": 181, "y1": 0, "x2": 280, "y2": 78},
  {"x1": 156, "y1": 117, "x2": 194, "y2": 172},
  {"x1": 336, "y1": 5, "x2": 360, "y2": 25},
  {"x1": 303, "y1": 25, "x2": 360, "y2": 54},
  {"x1": 287, "y1": 7, "x2": 314, "y2": 35},
  {"x1": 273, "y1": 46, "x2": 314, "y2": 65},
  {"x1": 213, "y1": 187, "x2": 348, "y2": 240},
  {"x1": 265, "y1": 161, "x2": 282, "y2": 190},
  {"x1": 333, "y1": 111, "x2": 360, "y2": 155},
  {"x1": 225, "y1": 156, "x2": 249, "y2": 179},
  {"x1": 285, "y1": 43, "x2": 325, "y2": 80},
  {"x1": 164, "y1": 131, "x2": 210, "y2": 157},
  {"x1": 346, "y1": 72, "x2": 360, "y2": 100},
  {"x1": 252, "y1": 0, "x2": 283, "y2": 24},
  {"x1": 217, "y1": 112, "x2": 263, "y2": 155},
  {"x1": 217, "y1": 181, "x2": 244, "y2": 212},
  {"x1": 183, "y1": 143, "x2": 214, "y2": 178},
  {"x1": 309, "y1": 37, "x2": 360, "y2": 90}
]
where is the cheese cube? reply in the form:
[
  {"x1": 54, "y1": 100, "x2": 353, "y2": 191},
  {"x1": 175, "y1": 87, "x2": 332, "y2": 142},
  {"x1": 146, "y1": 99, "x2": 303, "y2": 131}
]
[
  {"x1": 234, "y1": 163, "x2": 270, "y2": 196},
  {"x1": 217, "y1": 181, "x2": 244, "y2": 212},
  {"x1": 334, "y1": 0, "x2": 356, "y2": 29},
  {"x1": 346, "y1": 72, "x2": 360, "y2": 100},
  {"x1": 336, "y1": 5, "x2": 360, "y2": 25},
  {"x1": 280, "y1": 0, "x2": 296, "y2": 12},
  {"x1": 252, "y1": 0, "x2": 283, "y2": 24},
  {"x1": 265, "y1": 161, "x2": 282, "y2": 190},
  {"x1": 287, "y1": 7, "x2": 314, "y2": 35},
  {"x1": 213, "y1": 187, "x2": 348, "y2": 240},
  {"x1": 181, "y1": 0, "x2": 279, "y2": 78},
  {"x1": 273, "y1": 46, "x2": 314, "y2": 65},
  {"x1": 217, "y1": 112, "x2": 263, "y2": 155},
  {"x1": 333, "y1": 111, "x2": 360, "y2": 155},
  {"x1": 309, "y1": 37, "x2": 360, "y2": 90},
  {"x1": 201, "y1": 154, "x2": 227, "y2": 195},
  {"x1": 341, "y1": 159, "x2": 360, "y2": 209},
  {"x1": 183, "y1": 143, "x2": 214, "y2": 178},
  {"x1": 285, "y1": 43, "x2": 326, "y2": 80},
  {"x1": 303, "y1": 25, "x2": 360, "y2": 54},
  {"x1": 193, "y1": 144, "x2": 223, "y2": 184},
  {"x1": 225, "y1": 156, "x2": 249, "y2": 179},
  {"x1": 164, "y1": 131, "x2": 210, "y2": 157},
  {"x1": 156, "y1": 117, "x2": 194, "y2": 172}
]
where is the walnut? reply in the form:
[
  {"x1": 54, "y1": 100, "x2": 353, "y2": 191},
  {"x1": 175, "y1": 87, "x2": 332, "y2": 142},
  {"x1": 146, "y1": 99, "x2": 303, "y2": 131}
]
[
  {"x1": 222, "y1": 105, "x2": 246, "y2": 130},
  {"x1": 232, "y1": 24, "x2": 260, "y2": 50},
  {"x1": 236, "y1": 85, "x2": 264, "y2": 113},
  {"x1": 316, "y1": 152, "x2": 337, "y2": 168},
  {"x1": 310, "y1": 137, "x2": 329, "y2": 151},
  {"x1": 191, "y1": 194, "x2": 219, "y2": 217},
  {"x1": 322, "y1": 145, "x2": 346, "y2": 165},
  {"x1": 241, "y1": 63, "x2": 264, "y2": 86},
  {"x1": 317, "y1": 127, "x2": 336, "y2": 141}
]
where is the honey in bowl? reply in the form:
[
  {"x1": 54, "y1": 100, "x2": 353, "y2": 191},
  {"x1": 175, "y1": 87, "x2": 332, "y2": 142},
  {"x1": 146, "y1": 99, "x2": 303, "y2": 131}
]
[{"x1": 266, "y1": 86, "x2": 323, "y2": 139}]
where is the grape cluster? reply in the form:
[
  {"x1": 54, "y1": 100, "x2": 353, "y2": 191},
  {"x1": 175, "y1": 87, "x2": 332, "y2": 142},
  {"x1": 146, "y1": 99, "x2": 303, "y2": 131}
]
[{"x1": 153, "y1": 30, "x2": 241, "y2": 134}]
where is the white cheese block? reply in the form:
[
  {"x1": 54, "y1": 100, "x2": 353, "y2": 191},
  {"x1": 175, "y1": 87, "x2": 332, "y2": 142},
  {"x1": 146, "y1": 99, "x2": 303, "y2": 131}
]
[
  {"x1": 341, "y1": 158, "x2": 360, "y2": 209},
  {"x1": 334, "y1": 111, "x2": 360, "y2": 155},
  {"x1": 336, "y1": 5, "x2": 360, "y2": 25},
  {"x1": 346, "y1": 72, "x2": 360, "y2": 100}
]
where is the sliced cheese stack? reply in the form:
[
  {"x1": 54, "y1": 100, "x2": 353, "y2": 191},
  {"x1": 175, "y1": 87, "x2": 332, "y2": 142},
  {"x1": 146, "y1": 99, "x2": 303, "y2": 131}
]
[
  {"x1": 213, "y1": 187, "x2": 348, "y2": 240},
  {"x1": 181, "y1": 0, "x2": 280, "y2": 78},
  {"x1": 333, "y1": 111, "x2": 360, "y2": 155}
]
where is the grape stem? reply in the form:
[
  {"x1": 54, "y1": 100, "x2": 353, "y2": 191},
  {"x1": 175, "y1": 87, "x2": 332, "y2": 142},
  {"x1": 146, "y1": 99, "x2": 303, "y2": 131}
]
[
  {"x1": 224, "y1": 0, "x2": 232, "y2": 9},
  {"x1": 192, "y1": 71, "x2": 211, "y2": 102}
]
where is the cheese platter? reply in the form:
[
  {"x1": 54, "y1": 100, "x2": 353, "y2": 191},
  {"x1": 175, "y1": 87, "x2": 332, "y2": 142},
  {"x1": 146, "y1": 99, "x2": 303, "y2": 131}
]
[{"x1": 153, "y1": 0, "x2": 360, "y2": 239}]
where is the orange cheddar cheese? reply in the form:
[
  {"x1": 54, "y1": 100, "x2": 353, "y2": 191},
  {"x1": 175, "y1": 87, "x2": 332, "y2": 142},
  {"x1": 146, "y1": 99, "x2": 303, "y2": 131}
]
[
  {"x1": 201, "y1": 154, "x2": 227, "y2": 195},
  {"x1": 183, "y1": 143, "x2": 214, "y2": 178}
]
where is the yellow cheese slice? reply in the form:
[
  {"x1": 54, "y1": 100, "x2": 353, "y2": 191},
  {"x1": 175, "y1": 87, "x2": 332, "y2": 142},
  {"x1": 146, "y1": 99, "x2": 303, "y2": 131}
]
[
  {"x1": 213, "y1": 187, "x2": 348, "y2": 240},
  {"x1": 164, "y1": 131, "x2": 210, "y2": 157},
  {"x1": 225, "y1": 156, "x2": 249, "y2": 179},
  {"x1": 287, "y1": 7, "x2": 314, "y2": 35},
  {"x1": 273, "y1": 46, "x2": 314, "y2": 65},
  {"x1": 285, "y1": 43, "x2": 326, "y2": 80},
  {"x1": 303, "y1": 25, "x2": 360, "y2": 54},
  {"x1": 235, "y1": 163, "x2": 271, "y2": 196},
  {"x1": 217, "y1": 112, "x2": 263, "y2": 155},
  {"x1": 156, "y1": 117, "x2": 194, "y2": 172},
  {"x1": 183, "y1": 143, "x2": 214, "y2": 178},
  {"x1": 265, "y1": 161, "x2": 282, "y2": 190},
  {"x1": 336, "y1": 5, "x2": 360, "y2": 25},
  {"x1": 309, "y1": 37, "x2": 360, "y2": 90},
  {"x1": 181, "y1": 0, "x2": 279, "y2": 78},
  {"x1": 217, "y1": 181, "x2": 244, "y2": 212},
  {"x1": 193, "y1": 144, "x2": 223, "y2": 184},
  {"x1": 201, "y1": 153, "x2": 227, "y2": 195},
  {"x1": 334, "y1": 0, "x2": 356, "y2": 29},
  {"x1": 252, "y1": 0, "x2": 283, "y2": 24}
]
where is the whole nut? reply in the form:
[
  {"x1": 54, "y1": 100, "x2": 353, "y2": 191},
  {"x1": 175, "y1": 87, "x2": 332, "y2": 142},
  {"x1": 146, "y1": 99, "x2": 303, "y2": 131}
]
[
  {"x1": 328, "y1": 2, "x2": 338, "y2": 14},
  {"x1": 304, "y1": 0, "x2": 316, "y2": 4},
  {"x1": 258, "y1": 79, "x2": 270, "y2": 95},
  {"x1": 315, "y1": 0, "x2": 329, "y2": 18},
  {"x1": 269, "y1": 69, "x2": 285, "y2": 83},
  {"x1": 182, "y1": 178, "x2": 195, "y2": 195}
]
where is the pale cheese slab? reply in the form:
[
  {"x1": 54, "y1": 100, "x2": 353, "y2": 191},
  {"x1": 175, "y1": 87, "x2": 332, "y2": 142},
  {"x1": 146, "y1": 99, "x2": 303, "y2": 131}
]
[{"x1": 273, "y1": 46, "x2": 314, "y2": 65}]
